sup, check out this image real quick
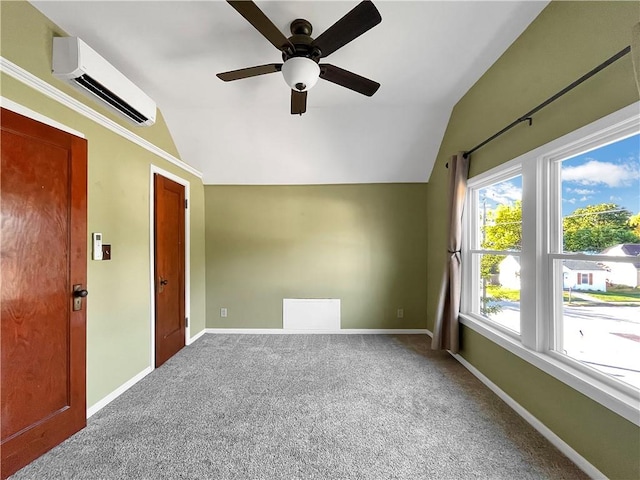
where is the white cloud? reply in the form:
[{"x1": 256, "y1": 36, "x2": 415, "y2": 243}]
[
  {"x1": 481, "y1": 181, "x2": 521, "y2": 205},
  {"x1": 562, "y1": 197, "x2": 577, "y2": 204},
  {"x1": 566, "y1": 187, "x2": 596, "y2": 195},
  {"x1": 562, "y1": 159, "x2": 640, "y2": 187},
  {"x1": 610, "y1": 195, "x2": 623, "y2": 202}
]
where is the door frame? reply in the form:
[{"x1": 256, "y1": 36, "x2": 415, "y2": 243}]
[
  {"x1": 149, "y1": 165, "x2": 191, "y2": 371},
  {"x1": 1, "y1": 97, "x2": 85, "y2": 139}
]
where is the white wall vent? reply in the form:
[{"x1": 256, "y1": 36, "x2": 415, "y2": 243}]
[
  {"x1": 52, "y1": 37, "x2": 156, "y2": 126},
  {"x1": 283, "y1": 299, "x2": 341, "y2": 331}
]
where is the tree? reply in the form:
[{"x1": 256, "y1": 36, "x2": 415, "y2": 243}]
[
  {"x1": 480, "y1": 202, "x2": 522, "y2": 314},
  {"x1": 481, "y1": 201, "x2": 522, "y2": 278},
  {"x1": 630, "y1": 212, "x2": 640, "y2": 238},
  {"x1": 482, "y1": 201, "x2": 523, "y2": 251},
  {"x1": 563, "y1": 203, "x2": 640, "y2": 252}
]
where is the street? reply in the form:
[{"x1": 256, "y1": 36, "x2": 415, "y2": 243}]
[{"x1": 490, "y1": 302, "x2": 640, "y2": 389}]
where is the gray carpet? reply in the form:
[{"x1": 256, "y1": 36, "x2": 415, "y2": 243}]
[{"x1": 11, "y1": 335, "x2": 588, "y2": 479}]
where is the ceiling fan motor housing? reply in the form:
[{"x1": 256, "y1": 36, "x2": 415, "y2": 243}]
[{"x1": 282, "y1": 19, "x2": 322, "y2": 62}]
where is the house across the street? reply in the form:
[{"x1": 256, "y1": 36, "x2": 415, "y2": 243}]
[
  {"x1": 562, "y1": 260, "x2": 608, "y2": 292},
  {"x1": 498, "y1": 256, "x2": 608, "y2": 292},
  {"x1": 600, "y1": 244, "x2": 640, "y2": 288},
  {"x1": 498, "y1": 255, "x2": 521, "y2": 290}
]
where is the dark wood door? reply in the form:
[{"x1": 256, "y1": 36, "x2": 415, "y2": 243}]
[
  {"x1": 154, "y1": 174, "x2": 185, "y2": 367},
  {"x1": 1, "y1": 108, "x2": 87, "y2": 479}
]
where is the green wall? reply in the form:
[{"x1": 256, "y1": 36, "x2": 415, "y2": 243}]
[
  {"x1": 4, "y1": 0, "x2": 639, "y2": 477},
  {"x1": 205, "y1": 185, "x2": 428, "y2": 329},
  {"x1": 427, "y1": 2, "x2": 640, "y2": 478},
  {"x1": 1, "y1": 1, "x2": 207, "y2": 408}
]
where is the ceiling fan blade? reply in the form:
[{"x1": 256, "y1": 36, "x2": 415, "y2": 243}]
[
  {"x1": 217, "y1": 63, "x2": 282, "y2": 82},
  {"x1": 227, "y1": 1, "x2": 294, "y2": 53},
  {"x1": 320, "y1": 64, "x2": 380, "y2": 96},
  {"x1": 311, "y1": 1, "x2": 381, "y2": 58},
  {"x1": 291, "y1": 90, "x2": 307, "y2": 115}
]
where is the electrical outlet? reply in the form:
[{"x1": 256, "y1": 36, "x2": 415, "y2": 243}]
[
  {"x1": 220, "y1": 308, "x2": 228, "y2": 318},
  {"x1": 397, "y1": 308, "x2": 404, "y2": 319}
]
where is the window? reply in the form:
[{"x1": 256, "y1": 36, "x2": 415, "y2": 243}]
[
  {"x1": 466, "y1": 172, "x2": 522, "y2": 335},
  {"x1": 461, "y1": 103, "x2": 640, "y2": 424},
  {"x1": 550, "y1": 131, "x2": 640, "y2": 391},
  {"x1": 578, "y1": 273, "x2": 592, "y2": 285}
]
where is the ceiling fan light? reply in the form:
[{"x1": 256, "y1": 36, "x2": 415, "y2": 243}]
[{"x1": 281, "y1": 57, "x2": 320, "y2": 92}]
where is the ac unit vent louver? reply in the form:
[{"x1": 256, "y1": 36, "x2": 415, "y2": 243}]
[
  {"x1": 73, "y1": 74, "x2": 149, "y2": 125},
  {"x1": 52, "y1": 37, "x2": 156, "y2": 126}
]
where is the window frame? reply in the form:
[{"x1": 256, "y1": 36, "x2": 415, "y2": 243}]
[
  {"x1": 460, "y1": 102, "x2": 640, "y2": 426},
  {"x1": 462, "y1": 164, "x2": 523, "y2": 338}
]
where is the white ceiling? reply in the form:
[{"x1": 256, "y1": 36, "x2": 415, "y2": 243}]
[{"x1": 32, "y1": 1, "x2": 548, "y2": 184}]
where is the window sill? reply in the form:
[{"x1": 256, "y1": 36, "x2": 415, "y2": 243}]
[{"x1": 459, "y1": 313, "x2": 640, "y2": 426}]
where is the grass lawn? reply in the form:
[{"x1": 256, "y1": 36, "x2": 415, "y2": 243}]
[
  {"x1": 486, "y1": 286, "x2": 520, "y2": 301},
  {"x1": 486, "y1": 285, "x2": 640, "y2": 304},
  {"x1": 585, "y1": 290, "x2": 640, "y2": 303}
]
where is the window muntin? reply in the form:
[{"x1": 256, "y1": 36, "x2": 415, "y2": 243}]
[{"x1": 462, "y1": 113, "x2": 640, "y2": 409}]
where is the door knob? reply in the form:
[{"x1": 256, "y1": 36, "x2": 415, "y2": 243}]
[
  {"x1": 160, "y1": 278, "x2": 168, "y2": 286},
  {"x1": 72, "y1": 285, "x2": 88, "y2": 311}
]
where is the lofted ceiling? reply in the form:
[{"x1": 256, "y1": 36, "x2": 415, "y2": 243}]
[{"x1": 32, "y1": 1, "x2": 548, "y2": 185}]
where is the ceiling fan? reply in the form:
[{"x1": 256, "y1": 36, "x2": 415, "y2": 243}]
[{"x1": 217, "y1": 0, "x2": 382, "y2": 115}]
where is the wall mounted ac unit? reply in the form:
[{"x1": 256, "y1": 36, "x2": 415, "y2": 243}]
[{"x1": 52, "y1": 37, "x2": 156, "y2": 126}]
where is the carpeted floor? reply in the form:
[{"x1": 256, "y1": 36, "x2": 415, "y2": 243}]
[{"x1": 11, "y1": 334, "x2": 588, "y2": 479}]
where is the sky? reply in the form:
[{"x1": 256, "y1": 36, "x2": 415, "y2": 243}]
[
  {"x1": 478, "y1": 133, "x2": 640, "y2": 219},
  {"x1": 561, "y1": 133, "x2": 639, "y2": 217}
]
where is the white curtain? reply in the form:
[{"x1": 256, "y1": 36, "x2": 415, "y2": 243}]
[{"x1": 431, "y1": 153, "x2": 470, "y2": 353}]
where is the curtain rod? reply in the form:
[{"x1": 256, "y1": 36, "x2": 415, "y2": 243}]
[{"x1": 457, "y1": 45, "x2": 632, "y2": 162}]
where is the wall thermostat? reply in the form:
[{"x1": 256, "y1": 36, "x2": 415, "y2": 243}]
[{"x1": 92, "y1": 232, "x2": 103, "y2": 260}]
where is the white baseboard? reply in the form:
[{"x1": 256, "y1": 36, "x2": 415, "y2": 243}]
[
  {"x1": 187, "y1": 328, "x2": 207, "y2": 345},
  {"x1": 87, "y1": 329, "x2": 205, "y2": 418},
  {"x1": 86, "y1": 366, "x2": 153, "y2": 419},
  {"x1": 411, "y1": 328, "x2": 602, "y2": 477},
  {"x1": 451, "y1": 353, "x2": 605, "y2": 479},
  {"x1": 205, "y1": 328, "x2": 430, "y2": 335}
]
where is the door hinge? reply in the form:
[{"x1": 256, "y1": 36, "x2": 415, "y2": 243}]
[
  {"x1": 185, "y1": 199, "x2": 188, "y2": 209},
  {"x1": 185, "y1": 317, "x2": 189, "y2": 327}
]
